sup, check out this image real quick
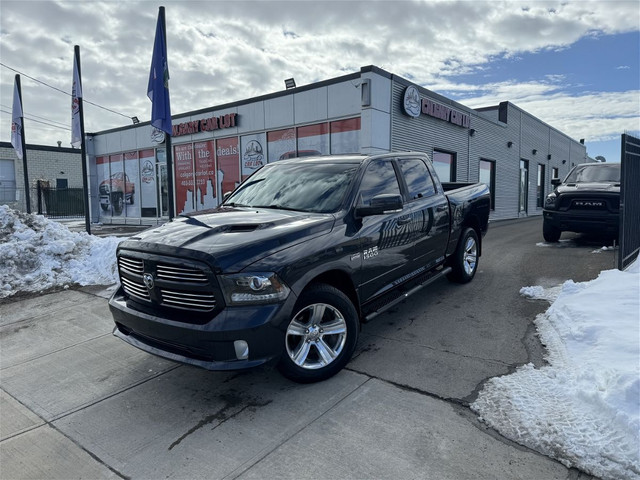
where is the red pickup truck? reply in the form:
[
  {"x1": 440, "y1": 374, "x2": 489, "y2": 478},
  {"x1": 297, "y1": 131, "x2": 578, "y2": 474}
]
[{"x1": 99, "y1": 172, "x2": 135, "y2": 215}]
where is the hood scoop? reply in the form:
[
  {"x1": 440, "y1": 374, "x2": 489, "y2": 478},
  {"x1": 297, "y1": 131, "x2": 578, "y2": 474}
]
[{"x1": 225, "y1": 224, "x2": 262, "y2": 233}]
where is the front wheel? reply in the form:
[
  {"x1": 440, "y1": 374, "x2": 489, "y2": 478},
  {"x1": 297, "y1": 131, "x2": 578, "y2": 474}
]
[
  {"x1": 278, "y1": 284, "x2": 359, "y2": 383},
  {"x1": 447, "y1": 227, "x2": 479, "y2": 284},
  {"x1": 543, "y1": 220, "x2": 561, "y2": 242}
]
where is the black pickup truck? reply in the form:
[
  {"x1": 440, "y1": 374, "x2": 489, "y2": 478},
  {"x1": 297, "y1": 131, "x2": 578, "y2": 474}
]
[
  {"x1": 542, "y1": 162, "x2": 620, "y2": 242},
  {"x1": 109, "y1": 152, "x2": 490, "y2": 382}
]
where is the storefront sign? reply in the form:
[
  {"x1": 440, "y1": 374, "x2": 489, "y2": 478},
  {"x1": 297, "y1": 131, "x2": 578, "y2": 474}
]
[
  {"x1": 172, "y1": 113, "x2": 238, "y2": 137},
  {"x1": 403, "y1": 85, "x2": 470, "y2": 128}
]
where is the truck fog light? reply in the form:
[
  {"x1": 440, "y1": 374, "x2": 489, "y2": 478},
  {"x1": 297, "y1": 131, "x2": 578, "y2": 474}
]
[{"x1": 234, "y1": 340, "x2": 249, "y2": 360}]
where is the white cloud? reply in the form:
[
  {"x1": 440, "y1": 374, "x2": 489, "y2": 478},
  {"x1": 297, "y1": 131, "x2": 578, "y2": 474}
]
[{"x1": 1, "y1": 0, "x2": 638, "y2": 148}]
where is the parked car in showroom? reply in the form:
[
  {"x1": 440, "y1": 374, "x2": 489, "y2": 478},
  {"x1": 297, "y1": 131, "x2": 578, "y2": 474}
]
[{"x1": 543, "y1": 162, "x2": 621, "y2": 242}]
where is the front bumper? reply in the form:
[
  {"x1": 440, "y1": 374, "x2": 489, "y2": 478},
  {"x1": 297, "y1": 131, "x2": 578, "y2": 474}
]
[
  {"x1": 543, "y1": 209, "x2": 619, "y2": 235},
  {"x1": 109, "y1": 285, "x2": 298, "y2": 371}
]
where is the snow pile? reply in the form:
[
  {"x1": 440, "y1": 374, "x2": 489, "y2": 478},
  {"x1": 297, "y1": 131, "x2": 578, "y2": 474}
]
[
  {"x1": 473, "y1": 260, "x2": 640, "y2": 480},
  {"x1": 0, "y1": 205, "x2": 123, "y2": 299}
]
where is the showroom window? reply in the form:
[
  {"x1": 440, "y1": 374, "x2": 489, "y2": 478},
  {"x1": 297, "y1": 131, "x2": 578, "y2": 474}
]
[
  {"x1": 537, "y1": 164, "x2": 546, "y2": 208},
  {"x1": 432, "y1": 150, "x2": 456, "y2": 182},
  {"x1": 519, "y1": 160, "x2": 529, "y2": 213},
  {"x1": 479, "y1": 159, "x2": 495, "y2": 210}
]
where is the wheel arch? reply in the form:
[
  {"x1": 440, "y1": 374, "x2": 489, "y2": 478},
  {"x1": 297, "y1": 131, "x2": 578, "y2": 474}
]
[
  {"x1": 301, "y1": 269, "x2": 361, "y2": 321},
  {"x1": 461, "y1": 214, "x2": 483, "y2": 257}
]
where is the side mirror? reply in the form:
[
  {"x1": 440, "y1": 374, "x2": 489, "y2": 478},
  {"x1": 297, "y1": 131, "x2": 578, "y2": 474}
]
[
  {"x1": 355, "y1": 194, "x2": 403, "y2": 218},
  {"x1": 223, "y1": 192, "x2": 232, "y2": 202},
  {"x1": 551, "y1": 178, "x2": 561, "y2": 187}
]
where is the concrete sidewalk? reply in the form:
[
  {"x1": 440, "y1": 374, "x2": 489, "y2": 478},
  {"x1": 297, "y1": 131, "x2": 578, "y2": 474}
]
[{"x1": 0, "y1": 286, "x2": 589, "y2": 480}]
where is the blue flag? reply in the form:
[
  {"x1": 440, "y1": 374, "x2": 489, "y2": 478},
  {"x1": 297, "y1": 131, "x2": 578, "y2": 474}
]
[{"x1": 147, "y1": 8, "x2": 172, "y2": 135}]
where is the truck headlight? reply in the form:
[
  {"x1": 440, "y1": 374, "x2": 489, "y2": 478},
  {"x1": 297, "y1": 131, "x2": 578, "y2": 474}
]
[
  {"x1": 219, "y1": 272, "x2": 290, "y2": 305},
  {"x1": 544, "y1": 193, "x2": 557, "y2": 209}
]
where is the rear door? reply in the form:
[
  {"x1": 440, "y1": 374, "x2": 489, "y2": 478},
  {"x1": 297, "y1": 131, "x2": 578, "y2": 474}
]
[{"x1": 396, "y1": 157, "x2": 450, "y2": 269}]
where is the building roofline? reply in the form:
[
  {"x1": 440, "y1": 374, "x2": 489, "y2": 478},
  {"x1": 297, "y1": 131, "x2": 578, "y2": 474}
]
[
  {"x1": 0, "y1": 141, "x2": 81, "y2": 154},
  {"x1": 89, "y1": 69, "x2": 364, "y2": 137}
]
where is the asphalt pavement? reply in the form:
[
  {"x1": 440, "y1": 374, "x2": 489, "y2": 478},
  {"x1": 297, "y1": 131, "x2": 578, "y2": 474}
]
[{"x1": 0, "y1": 216, "x2": 615, "y2": 479}]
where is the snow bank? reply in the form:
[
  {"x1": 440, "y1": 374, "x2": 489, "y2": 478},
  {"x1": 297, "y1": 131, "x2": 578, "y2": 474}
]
[
  {"x1": 473, "y1": 260, "x2": 640, "y2": 480},
  {"x1": 0, "y1": 205, "x2": 123, "y2": 299}
]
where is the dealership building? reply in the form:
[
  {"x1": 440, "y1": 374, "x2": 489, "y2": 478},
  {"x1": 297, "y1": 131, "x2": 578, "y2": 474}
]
[{"x1": 86, "y1": 65, "x2": 587, "y2": 225}]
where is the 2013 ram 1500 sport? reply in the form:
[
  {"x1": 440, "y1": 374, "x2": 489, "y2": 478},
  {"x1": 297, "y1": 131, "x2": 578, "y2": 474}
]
[{"x1": 109, "y1": 152, "x2": 490, "y2": 382}]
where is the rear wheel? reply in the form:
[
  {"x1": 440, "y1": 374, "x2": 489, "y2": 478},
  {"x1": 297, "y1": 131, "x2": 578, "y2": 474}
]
[
  {"x1": 448, "y1": 227, "x2": 479, "y2": 284},
  {"x1": 543, "y1": 220, "x2": 561, "y2": 242},
  {"x1": 278, "y1": 284, "x2": 358, "y2": 383}
]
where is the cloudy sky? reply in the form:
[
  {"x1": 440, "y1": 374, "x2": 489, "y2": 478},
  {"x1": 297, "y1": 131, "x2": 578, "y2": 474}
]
[{"x1": 1, "y1": 0, "x2": 638, "y2": 163}]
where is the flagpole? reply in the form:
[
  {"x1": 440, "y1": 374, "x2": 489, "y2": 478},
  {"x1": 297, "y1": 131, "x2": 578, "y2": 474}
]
[
  {"x1": 15, "y1": 75, "x2": 31, "y2": 214},
  {"x1": 160, "y1": 7, "x2": 175, "y2": 220},
  {"x1": 74, "y1": 45, "x2": 91, "y2": 234}
]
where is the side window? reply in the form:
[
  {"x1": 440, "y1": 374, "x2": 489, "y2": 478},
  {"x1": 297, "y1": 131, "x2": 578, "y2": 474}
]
[
  {"x1": 398, "y1": 159, "x2": 436, "y2": 200},
  {"x1": 358, "y1": 160, "x2": 401, "y2": 206}
]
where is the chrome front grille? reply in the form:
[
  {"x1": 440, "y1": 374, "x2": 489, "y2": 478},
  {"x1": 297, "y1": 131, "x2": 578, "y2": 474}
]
[
  {"x1": 119, "y1": 256, "x2": 144, "y2": 276},
  {"x1": 121, "y1": 276, "x2": 150, "y2": 301},
  {"x1": 117, "y1": 254, "x2": 220, "y2": 317},
  {"x1": 160, "y1": 289, "x2": 216, "y2": 311},
  {"x1": 157, "y1": 264, "x2": 208, "y2": 283}
]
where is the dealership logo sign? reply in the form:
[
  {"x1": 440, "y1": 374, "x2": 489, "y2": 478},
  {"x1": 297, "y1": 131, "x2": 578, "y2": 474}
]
[
  {"x1": 403, "y1": 86, "x2": 421, "y2": 118},
  {"x1": 403, "y1": 85, "x2": 471, "y2": 128},
  {"x1": 173, "y1": 113, "x2": 238, "y2": 137},
  {"x1": 151, "y1": 127, "x2": 165, "y2": 144}
]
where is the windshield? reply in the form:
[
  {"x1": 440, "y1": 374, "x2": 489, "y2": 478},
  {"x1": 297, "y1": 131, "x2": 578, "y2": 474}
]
[
  {"x1": 564, "y1": 164, "x2": 620, "y2": 183},
  {"x1": 224, "y1": 162, "x2": 359, "y2": 213}
]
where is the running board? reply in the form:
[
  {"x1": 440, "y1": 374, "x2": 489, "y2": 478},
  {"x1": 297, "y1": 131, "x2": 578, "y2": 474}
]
[{"x1": 363, "y1": 266, "x2": 452, "y2": 323}]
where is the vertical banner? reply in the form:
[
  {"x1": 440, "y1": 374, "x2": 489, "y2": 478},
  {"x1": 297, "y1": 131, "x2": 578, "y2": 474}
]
[
  {"x1": 241, "y1": 133, "x2": 266, "y2": 180},
  {"x1": 193, "y1": 140, "x2": 217, "y2": 211},
  {"x1": 147, "y1": 6, "x2": 174, "y2": 219},
  {"x1": 10, "y1": 78, "x2": 23, "y2": 160},
  {"x1": 139, "y1": 149, "x2": 158, "y2": 217},
  {"x1": 267, "y1": 128, "x2": 296, "y2": 162},
  {"x1": 147, "y1": 7, "x2": 172, "y2": 135},
  {"x1": 174, "y1": 143, "x2": 195, "y2": 214},
  {"x1": 123, "y1": 151, "x2": 140, "y2": 217},
  {"x1": 216, "y1": 137, "x2": 240, "y2": 202},
  {"x1": 97, "y1": 156, "x2": 112, "y2": 218},
  {"x1": 71, "y1": 50, "x2": 83, "y2": 148},
  {"x1": 297, "y1": 123, "x2": 329, "y2": 156},
  {"x1": 330, "y1": 118, "x2": 361, "y2": 154}
]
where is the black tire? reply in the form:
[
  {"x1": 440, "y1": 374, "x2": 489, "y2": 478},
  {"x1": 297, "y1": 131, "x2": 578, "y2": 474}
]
[
  {"x1": 543, "y1": 220, "x2": 561, "y2": 242},
  {"x1": 100, "y1": 204, "x2": 109, "y2": 212},
  {"x1": 278, "y1": 284, "x2": 359, "y2": 383},
  {"x1": 112, "y1": 193, "x2": 124, "y2": 215},
  {"x1": 447, "y1": 227, "x2": 479, "y2": 284}
]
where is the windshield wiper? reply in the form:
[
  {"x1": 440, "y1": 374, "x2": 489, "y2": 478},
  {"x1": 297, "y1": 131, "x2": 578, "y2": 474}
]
[
  {"x1": 224, "y1": 202, "x2": 251, "y2": 207},
  {"x1": 252, "y1": 204, "x2": 304, "y2": 212}
]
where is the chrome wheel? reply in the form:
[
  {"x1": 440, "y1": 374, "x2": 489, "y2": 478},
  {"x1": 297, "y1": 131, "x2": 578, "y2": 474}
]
[
  {"x1": 285, "y1": 303, "x2": 347, "y2": 370},
  {"x1": 463, "y1": 235, "x2": 478, "y2": 275},
  {"x1": 448, "y1": 227, "x2": 480, "y2": 284}
]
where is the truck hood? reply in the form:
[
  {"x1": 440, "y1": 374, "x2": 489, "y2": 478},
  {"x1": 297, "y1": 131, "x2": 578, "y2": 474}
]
[
  {"x1": 556, "y1": 182, "x2": 620, "y2": 194},
  {"x1": 118, "y1": 207, "x2": 335, "y2": 272}
]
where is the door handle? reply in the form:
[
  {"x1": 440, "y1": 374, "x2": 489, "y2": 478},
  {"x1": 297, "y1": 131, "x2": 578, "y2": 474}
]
[{"x1": 397, "y1": 216, "x2": 411, "y2": 226}]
